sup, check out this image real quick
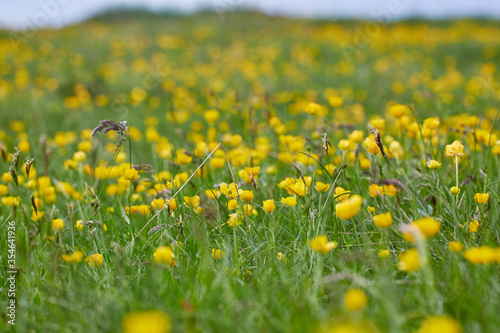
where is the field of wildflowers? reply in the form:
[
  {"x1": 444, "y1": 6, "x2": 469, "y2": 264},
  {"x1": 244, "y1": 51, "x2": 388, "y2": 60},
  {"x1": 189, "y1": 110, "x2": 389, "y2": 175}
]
[{"x1": 1, "y1": 11, "x2": 500, "y2": 332}]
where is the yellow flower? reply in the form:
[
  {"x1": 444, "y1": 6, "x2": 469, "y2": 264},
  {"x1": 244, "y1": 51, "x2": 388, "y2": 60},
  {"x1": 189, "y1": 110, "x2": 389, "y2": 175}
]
[
  {"x1": 335, "y1": 194, "x2": 362, "y2": 220},
  {"x1": 328, "y1": 96, "x2": 343, "y2": 108},
  {"x1": 61, "y1": 250, "x2": 84, "y2": 263},
  {"x1": 64, "y1": 159, "x2": 78, "y2": 170},
  {"x1": 423, "y1": 116, "x2": 440, "y2": 129},
  {"x1": 466, "y1": 220, "x2": 480, "y2": 233},
  {"x1": 373, "y1": 212, "x2": 392, "y2": 228},
  {"x1": 474, "y1": 193, "x2": 489, "y2": 204},
  {"x1": 427, "y1": 160, "x2": 442, "y2": 169},
  {"x1": 151, "y1": 198, "x2": 166, "y2": 210},
  {"x1": 204, "y1": 109, "x2": 219, "y2": 124},
  {"x1": 85, "y1": 253, "x2": 103, "y2": 267},
  {"x1": 227, "y1": 213, "x2": 242, "y2": 226},
  {"x1": 383, "y1": 184, "x2": 398, "y2": 197},
  {"x1": 366, "y1": 141, "x2": 380, "y2": 155},
  {"x1": 334, "y1": 187, "x2": 349, "y2": 201},
  {"x1": 370, "y1": 118, "x2": 385, "y2": 130},
  {"x1": 389, "y1": 104, "x2": 407, "y2": 118},
  {"x1": 31, "y1": 211, "x2": 44, "y2": 221},
  {"x1": 0, "y1": 184, "x2": 7, "y2": 195},
  {"x1": 122, "y1": 310, "x2": 172, "y2": 333},
  {"x1": 154, "y1": 246, "x2": 176, "y2": 267},
  {"x1": 397, "y1": 249, "x2": 423, "y2": 272},
  {"x1": 211, "y1": 249, "x2": 223, "y2": 259},
  {"x1": 243, "y1": 204, "x2": 253, "y2": 216},
  {"x1": 448, "y1": 242, "x2": 464, "y2": 252},
  {"x1": 349, "y1": 130, "x2": 364, "y2": 143},
  {"x1": 262, "y1": 199, "x2": 276, "y2": 213},
  {"x1": 167, "y1": 198, "x2": 177, "y2": 211},
  {"x1": 402, "y1": 217, "x2": 440, "y2": 242},
  {"x1": 227, "y1": 199, "x2": 238, "y2": 210},
  {"x1": 2, "y1": 172, "x2": 13, "y2": 183},
  {"x1": 210, "y1": 157, "x2": 225, "y2": 168},
  {"x1": 445, "y1": 140, "x2": 464, "y2": 159},
  {"x1": 123, "y1": 168, "x2": 139, "y2": 181},
  {"x1": 463, "y1": 246, "x2": 495, "y2": 264},
  {"x1": 285, "y1": 182, "x2": 307, "y2": 197},
  {"x1": 308, "y1": 235, "x2": 337, "y2": 254},
  {"x1": 18, "y1": 141, "x2": 30, "y2": 152},
  {"x1": 220, "y1": 182, "x2": 239, "y2": 198},
  {"x1": 52, "y1": 218, "x2": 65, "y2": 232},
  {"x1": 183, "y1": 196, "x2": 200, "y2": 208},
  {"x1": 304, "y1": 102, "x2": 321, "y2": 115},
  {"x1": 175, "y1": 149, "x2": 192, "y2": 165},
  {"x1": 77, "y1": 140, "x2": 92, "y2": 153},
  {"x1": 239, "y1": 190, "x2": 254, "y2": 202},
  {"x1": 450, "y1": 186, "x2": 460, "y2": 196},
  {"x1": 315, "y1": 181, "x2": 330, "y2": 193},
  {"x1": 2, "y1": 196, "x2": 20, "y2": 206},
  {"x1": 128, "y1": 205, "x2": 151, "y2": 215},
  {"x1": 368, "y1": 184, "x2": 384, "y2": 197},
  {"x1": 378, "y1": 249, "x2": 391, "y2": 259},
  {"x1": 281, "y1": 196, "x2": 297, "y2": 207},
  {"x1": 276, "y1": 252, "x2": 287, "y2": 263},
  {"x1": 416, "y1": 315, "x2": 462, "y2": 333},
  {"x1": 338, "y1": 139, "x2": 351, "y2": 151},
  {"x1": 75, "y1": 220, "x2": 84, "y2": 231},
  {"x1": 344, "y1": 289, "x2": 367, "y2": 311},
  {"x1": 245, "y1": 166, "x2": 260, "y2": 179},
  {"x1": 205, "y1": 189, "x2": 221, "y2": 200}
]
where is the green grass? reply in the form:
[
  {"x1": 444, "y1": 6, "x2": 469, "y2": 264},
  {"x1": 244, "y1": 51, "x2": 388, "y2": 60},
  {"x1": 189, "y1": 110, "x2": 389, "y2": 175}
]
[{"x1": 0, "y1": 10, "x2": 500, "y2": 333}]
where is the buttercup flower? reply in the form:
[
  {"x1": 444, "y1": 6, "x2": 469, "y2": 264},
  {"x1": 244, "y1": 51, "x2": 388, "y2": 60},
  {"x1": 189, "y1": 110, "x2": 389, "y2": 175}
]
[
  {"x1": 465, "y1": 220, "x2": 480, "y2": 233},
  {"x1": 369, "y1": 184, "x2": 384, "y2": 197},
  {"x1": 397, "y1": 249, "x2": 423, "y2": 272},
  {"x1": 61, "y1": 250, "x2": 84, "y2": 263},
  {"x1": 123, "y1": 168, "x2": 139, "y2": 181},
  {"x1": 122, "y1": 310, "x2": 171, "y2": 333},
  {"x1": 211, "y1": 249, "x2": 223, "y2": 259},
  {"x1": 85, "y1": 253, "x2": 103, "y2": 267},
  {"x1": 344, "y1": 289, "x2": 368, "y2": 311},
  {"x1": 474, "y1": 193, "x2": 489, "y2": 204},
  {"x1": 450, "y1": 186, "x2": 460, "y2": 195},
  {"x1": 427, "y1": 160, "x2": 442, "y2": 169},
  {"x1": 262, "y1": 199, "x2": 276, "y2": 213},
  {"x1": 378, "y1": 249, "x2": 391, "y2": 258},
  {"x1": 445, "y1": 140, "x2": 464, "y2": 160},
  {"x1": 239, "y1": 190, "x2": 254, "y2": 202},
  {"x1": 334, "y1": 187, "x2": 349, "y2": 201},
  {"x1": 315, "y1": 181, "x2": 330, "y2": 193},
  {"x1": 308, "y1": 235, "x2": 337, "y2": 254},
  {"x1": 463, "y1": 246, "x2": 495, "y2": 264},
  {"x1": 373, "y1": 212, "x2": 392, "y2": 228},
  {"x1": 416, "y1": 315, "x2": 462, "y2": 333},
  {"x1": 335, "y1": 194, "x2": 362, "y2": 220},
  {"x1": 281, "y1": 196, "x2": 297, "y2": 207},
  {"x1": 401, "y1": 217, "x2": 440, "y2": 242},
  {"x1": 154, "y1": 246, "x2": 176, "y2": 267},
  {"x1": 448, "y1": 242, "x2": 464, "y2": 252},
  {"x1": 183, "y1": 196, "x2": 200, "y2": 208},
  {"x1": 52, "y1": 218, "x2": 65, "y2": 232}
]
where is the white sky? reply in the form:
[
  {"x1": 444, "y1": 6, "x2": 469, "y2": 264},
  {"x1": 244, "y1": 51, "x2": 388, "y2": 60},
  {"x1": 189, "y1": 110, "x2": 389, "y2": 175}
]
[{"x1": 1, "y1": 0, "x2": 499, "y2": 29}]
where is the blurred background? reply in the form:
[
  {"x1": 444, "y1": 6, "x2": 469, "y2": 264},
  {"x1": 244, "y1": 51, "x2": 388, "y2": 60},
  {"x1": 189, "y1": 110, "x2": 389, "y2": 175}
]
[{"x1": 2, "y1": 0, "x2": 500, "y2": 28}]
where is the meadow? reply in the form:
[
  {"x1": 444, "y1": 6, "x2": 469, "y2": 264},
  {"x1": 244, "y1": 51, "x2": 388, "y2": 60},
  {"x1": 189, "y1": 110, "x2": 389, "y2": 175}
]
[{"x1": 0, "y1": 11, "x2": 500, "y2": 332}]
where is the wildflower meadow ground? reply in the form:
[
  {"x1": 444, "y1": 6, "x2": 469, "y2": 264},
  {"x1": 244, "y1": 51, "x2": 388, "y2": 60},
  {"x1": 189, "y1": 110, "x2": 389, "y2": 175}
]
[{"x1": 0, "y1": 11, "x2": 500, "y2": 333}]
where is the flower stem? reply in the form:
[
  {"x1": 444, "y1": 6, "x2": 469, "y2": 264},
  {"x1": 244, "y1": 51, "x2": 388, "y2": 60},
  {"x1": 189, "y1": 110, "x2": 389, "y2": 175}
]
[{"x1": 455, "y1": 155, "x2": 459, "y2": 205}]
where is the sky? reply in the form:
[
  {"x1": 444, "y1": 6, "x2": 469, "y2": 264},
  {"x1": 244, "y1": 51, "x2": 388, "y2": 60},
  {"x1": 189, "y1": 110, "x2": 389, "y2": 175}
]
[{"x1": 1, "y1": 0, "x2": 500, "y2": 29}]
